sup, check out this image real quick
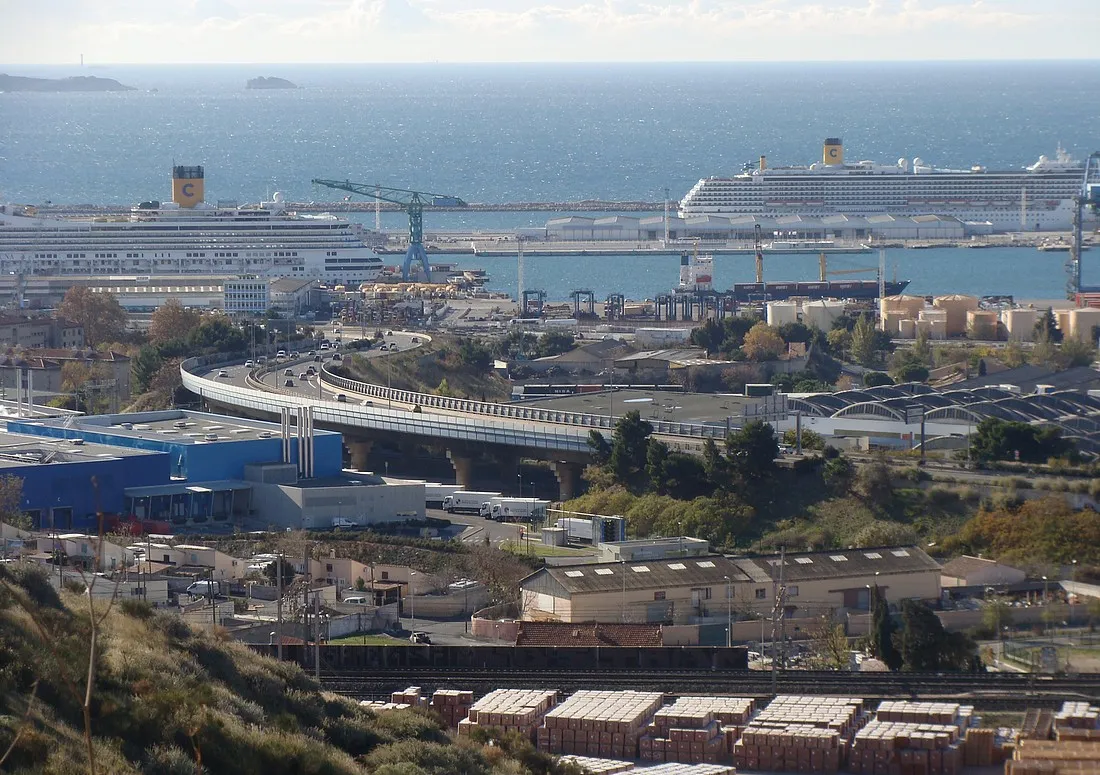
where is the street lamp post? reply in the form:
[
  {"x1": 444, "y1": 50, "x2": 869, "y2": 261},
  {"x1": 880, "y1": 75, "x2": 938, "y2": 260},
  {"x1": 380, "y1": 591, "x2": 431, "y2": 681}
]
[
  {"x1": 724, "y1": 575, "x2": 732, "y2": 648},
  {"x1": 409, "y1": 571, "x2": 416, "y2": 629},
  {"x1": 620, "y1": 559, "x2": 626, "y2": 624}
]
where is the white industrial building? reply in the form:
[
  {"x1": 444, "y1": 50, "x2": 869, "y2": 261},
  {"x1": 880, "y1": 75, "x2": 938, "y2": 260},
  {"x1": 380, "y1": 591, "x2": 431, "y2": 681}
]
[{"x1": 543, "y1": 213, "x2": 966, "y2": 242}]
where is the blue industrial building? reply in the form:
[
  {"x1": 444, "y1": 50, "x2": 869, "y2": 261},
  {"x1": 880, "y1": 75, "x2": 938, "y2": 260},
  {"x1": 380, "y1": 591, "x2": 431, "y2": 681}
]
[
  {"x1": 8, "y1": 410, "x2": 343, "y2": 481},
  {"x1": 0, "y1": 431, "x2": 170, "y2": 531}
]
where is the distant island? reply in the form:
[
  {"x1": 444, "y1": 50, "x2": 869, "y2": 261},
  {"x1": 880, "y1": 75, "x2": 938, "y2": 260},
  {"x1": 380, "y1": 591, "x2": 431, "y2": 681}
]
[
  {"x1": 246, "y1": 76, "x2": 297, "y2": 90},
  {"x1": 0, "y1": 73, "x2": 135, "y2": 92}
]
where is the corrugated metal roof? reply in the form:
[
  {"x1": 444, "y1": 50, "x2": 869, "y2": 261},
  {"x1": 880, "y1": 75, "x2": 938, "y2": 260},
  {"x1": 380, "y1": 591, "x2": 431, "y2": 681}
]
[{"x1": 532, "y1": 555, "x2": 751, "y2": 595}]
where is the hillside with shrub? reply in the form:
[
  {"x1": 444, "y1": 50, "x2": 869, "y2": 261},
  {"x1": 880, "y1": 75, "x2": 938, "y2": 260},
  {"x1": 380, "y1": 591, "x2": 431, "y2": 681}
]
[
  {"x1": 570, "y1": 411, "x2": 1095, "y2": 566},
  {"x1": 0, "y1": 564, "x2": 577, "y2": 774}
]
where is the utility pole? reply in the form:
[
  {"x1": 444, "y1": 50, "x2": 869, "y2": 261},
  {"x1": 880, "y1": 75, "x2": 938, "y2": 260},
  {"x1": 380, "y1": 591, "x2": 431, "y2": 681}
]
[
  {"x1": 770, "y1": 545, "x2": 786, "y2": 696},
  {"x1": 314, "y1": 593, "x2": 321, "y2": 680},
  {"x1": 276, "y1": 552, "x2": 284, "y2": 660}
]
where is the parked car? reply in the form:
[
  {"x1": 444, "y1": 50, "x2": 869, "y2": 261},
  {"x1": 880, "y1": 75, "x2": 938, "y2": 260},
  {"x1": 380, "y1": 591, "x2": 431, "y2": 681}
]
[{"x1": 409, "y1": 632, "x2": 432, "y2": 644}]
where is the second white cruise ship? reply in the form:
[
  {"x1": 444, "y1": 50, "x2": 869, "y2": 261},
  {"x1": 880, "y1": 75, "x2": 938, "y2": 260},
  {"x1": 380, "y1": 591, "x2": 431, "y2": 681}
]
[
  {"x1": 680, "y1": 138, "x2": 1100, "y2": 232},
  {"x1": 0, "y1": 165, "x2": 383, "y2": 283}
]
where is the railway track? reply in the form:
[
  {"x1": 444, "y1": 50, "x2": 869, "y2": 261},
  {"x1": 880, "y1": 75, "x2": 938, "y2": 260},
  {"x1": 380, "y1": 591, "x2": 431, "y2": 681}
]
[{"x1": 318, "y1": 668, "x2": 1100, "y2": 710}]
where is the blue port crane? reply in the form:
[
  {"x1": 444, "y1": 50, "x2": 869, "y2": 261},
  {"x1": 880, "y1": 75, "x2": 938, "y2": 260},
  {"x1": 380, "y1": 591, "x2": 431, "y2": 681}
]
[
  {"x1": 1066, "y1": 152, "x2": 1100, "y2": 299},
  {"x1": 311, "y1": 179, "x2": 466, "y2": 281}
]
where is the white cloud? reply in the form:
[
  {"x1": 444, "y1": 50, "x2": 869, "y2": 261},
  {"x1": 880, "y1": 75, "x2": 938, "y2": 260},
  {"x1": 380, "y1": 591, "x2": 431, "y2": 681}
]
[{"x1": 0, "y1": 0, "x2": 1095, "y2": 63}]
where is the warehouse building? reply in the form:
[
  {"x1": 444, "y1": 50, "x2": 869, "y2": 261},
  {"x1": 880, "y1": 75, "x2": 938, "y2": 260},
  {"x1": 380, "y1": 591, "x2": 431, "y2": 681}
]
[{"x1": 519, "y1": 545, "x2": 941, "y2": 625}]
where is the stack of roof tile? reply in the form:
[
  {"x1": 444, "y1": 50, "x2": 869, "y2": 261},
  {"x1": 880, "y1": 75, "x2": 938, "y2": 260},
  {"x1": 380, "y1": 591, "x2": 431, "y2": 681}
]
[
  {"x1": 1056, "y1": 703, "x2": 1100, "y2": 742},
  {"x1": 850, "y1": 719, "x2": 964, "y2": 775},
  {"x1": 537, "y1": 690, "x2": 664, "y2": 760},
  {"x1": 1007, "y1": 740, "x2": 1100, "y2": 775},
  {"x1": 390, "y1": 686, "x2": 427, "y2": 709},
  {"x1": 733, "y1": 696, "x2": 865, "y2": 773},
  {"x1": 457, "y1": 689, "x2": 558, "y2": 740},
  {"x1": 430, "y1": 689, "x2": 475, "y2": 729},
  {"x1": 640, "y1": 696, "x2": 756, "y2": 764}
]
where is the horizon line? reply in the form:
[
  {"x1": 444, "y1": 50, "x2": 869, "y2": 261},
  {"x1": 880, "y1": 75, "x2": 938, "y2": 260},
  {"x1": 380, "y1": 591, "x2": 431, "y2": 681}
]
[{"x1": 4, "y1": 58, "x2": 1100, "y2": 67}]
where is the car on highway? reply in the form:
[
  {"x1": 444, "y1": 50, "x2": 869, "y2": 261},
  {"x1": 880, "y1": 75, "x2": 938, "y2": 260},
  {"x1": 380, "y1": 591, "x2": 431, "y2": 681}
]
[
  {"x1": 307, "y1": 366, "x2": 316, "y2": 375},
  {"x1": 411, "y1": 337, "x2": 420, "y2": 343},
  {"x1": 385, "y1": 330, "x2": 393, "y2": 336},
  {"x1": 277, "y1": 350, "x2": 286, "y2": 358},
  {"x1": 283, "y1": 368, "x2": 294, "y2": 376},
  {"x1": 336, "y1": 394, "x2": 347, "y2": 402},
  {"x1": 244, "y1": 360, "x2": 254, "y2": 368},
  {"x1": 320, "y1": 342, "x2": 329, "y2": 350},
  {"x1": 218, "y1": 370, "x2": 229, "y2": 378},
  {"x1": 313, "y1": 355, "x2": 322, "y2": 362},
  {"x1": 299, "y1": 372, "x2": 308, "y2": 380},
  {"x1": 389, "y1": 345, "x2": 399, "y2": 352},
  {"x1": 332, "y1": 353, "x2": 342, "y2": 361},
  {"x1": 284, "y1": 379, "x2": 295, "y2": 387},
  {"x1": 361, "y1": 399, "x2": 373, "y2": 407}
]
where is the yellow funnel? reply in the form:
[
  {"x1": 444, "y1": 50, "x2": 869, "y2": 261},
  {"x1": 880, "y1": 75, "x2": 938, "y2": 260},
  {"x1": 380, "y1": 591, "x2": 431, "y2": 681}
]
[
  {"x1": 172, "y1": 165, "x2": 205, "y2": 208},
  {"x1": 823, "y1": 137, "x2": 844, "y2": 165}
]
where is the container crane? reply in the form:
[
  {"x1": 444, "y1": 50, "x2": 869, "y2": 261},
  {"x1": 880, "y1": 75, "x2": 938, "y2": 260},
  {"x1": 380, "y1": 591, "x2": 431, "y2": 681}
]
[
  {"x1": 754, "y1": 223, "x2": 764, "y2": 283},
  {"x1": 1066, "y1": 152, "x2": 1100, "y2": 299},
  {"x1": 311, "y1": 179, "x2": 466, "y2": 281}
]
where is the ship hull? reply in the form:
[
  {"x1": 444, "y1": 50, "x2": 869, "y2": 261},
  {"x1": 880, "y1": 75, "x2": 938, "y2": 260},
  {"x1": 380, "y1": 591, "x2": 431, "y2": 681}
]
[{"x1": 729, "y1": 279, "x2": 909, "y2": 302}]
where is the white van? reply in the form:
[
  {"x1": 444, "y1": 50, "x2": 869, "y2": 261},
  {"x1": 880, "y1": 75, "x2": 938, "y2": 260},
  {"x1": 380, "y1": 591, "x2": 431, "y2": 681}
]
[
  {"x1": 186, "y1": 580, "x2": 221, "y2": 597},
  {"x1": 343, "y1": 596, "x2": 370, "y2": 605}
]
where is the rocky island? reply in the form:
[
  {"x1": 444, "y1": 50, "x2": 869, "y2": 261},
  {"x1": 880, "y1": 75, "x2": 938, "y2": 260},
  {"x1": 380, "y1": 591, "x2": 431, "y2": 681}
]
[
  {"x1": 246, "y1": 76, "x2": 297, "y2": 89},
  {"x1": 0, "y1": 73, "x2": 135, "y2": 92}
]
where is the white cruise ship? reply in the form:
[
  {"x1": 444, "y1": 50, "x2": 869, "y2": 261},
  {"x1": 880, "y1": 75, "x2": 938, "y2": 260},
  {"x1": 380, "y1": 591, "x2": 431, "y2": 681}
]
[
  {"x1": 680, "y1": 139, "x2": 1100, "y2": 232},
  {"x1": 0, "y1": 166, "x2": 383, "y2": 283}
]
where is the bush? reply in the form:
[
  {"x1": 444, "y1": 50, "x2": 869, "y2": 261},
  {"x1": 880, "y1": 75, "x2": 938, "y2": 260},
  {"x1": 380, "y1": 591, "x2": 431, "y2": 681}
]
[{"x1": 121, "y1": 598, "x2": 155, "y2": 619}]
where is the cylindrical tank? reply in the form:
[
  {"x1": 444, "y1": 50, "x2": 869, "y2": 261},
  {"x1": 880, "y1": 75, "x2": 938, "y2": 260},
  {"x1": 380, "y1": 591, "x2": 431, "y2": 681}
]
[
  {"x1": 1055, "y1": 310, "x2": 1073, "y2": 339},
  {"x1": 966, "y1": 310, "x2": 999, "y2": 340},
  {"x1": 881, "y1": 311, "x2": 907, "y2": 335},
  {"x1": 1069, "y1": 308, "x2": 1100, "y2": 342},
  {"x1": 801, "y1": 300, "x2": 845, "y2": 330},
  {"x1": 929, "y1": 320, "x2": 947, "y2": 340},
  {"x1": 881, "y1": 294, "x2": 925, "y2": 320},
  {"x1": 1001, "y1": 308, "x2": 1039, "y2": 341},
  {"x1": 766, "y1": 301, "x2": 800, "y2": 327},
  {"x1": 914, "y1": 319, "x2": 932, "y2": 337},
  {"x1": 932, "y1": 294, "x2": 980, "y2": 337},
  {"x1": 898, "y1": 318, "x2": 917, "y2": 339},
  {"x1": 541, "y1": 527, "x2": 567, "y2": 547}
]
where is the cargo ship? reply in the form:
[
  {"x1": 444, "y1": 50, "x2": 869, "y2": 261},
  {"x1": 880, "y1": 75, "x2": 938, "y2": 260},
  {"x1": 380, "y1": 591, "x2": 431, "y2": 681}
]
[
  {"x1": 728, "y1": 279, "x2": 909, "y2": 303},
  {"x1": 0, "y1": 166, "x2": 383, "y2": 284},
  {"x1": 680, "y1": 138, "x2": 1100, "y2": 232}
]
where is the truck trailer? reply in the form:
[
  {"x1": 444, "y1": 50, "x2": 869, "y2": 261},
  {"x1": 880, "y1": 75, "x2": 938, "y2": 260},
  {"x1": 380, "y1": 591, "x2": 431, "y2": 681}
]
[
  {"x1": 480, "y1": 497, "x2": 550, "y2": 522},
  {"x1": 425, "y1": 483, "x2": 463, "y2": 508},
  {"x1": 442, "y1": 491, "x2": 501, "y2": 514}
]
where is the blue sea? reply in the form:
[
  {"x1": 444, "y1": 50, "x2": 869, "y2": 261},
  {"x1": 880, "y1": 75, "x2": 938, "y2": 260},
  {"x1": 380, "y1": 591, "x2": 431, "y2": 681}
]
[{"x1": 1, "y1": 61, "x2": 1099, "y2": 299}]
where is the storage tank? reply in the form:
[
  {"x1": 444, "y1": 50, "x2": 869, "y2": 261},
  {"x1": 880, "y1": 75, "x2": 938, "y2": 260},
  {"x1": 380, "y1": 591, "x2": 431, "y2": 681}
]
[
  {"x1": 801, "y1": 300, "x2": 846, "y2": 331},
  {"x1": 897, "y1": 318, "x2": 917, "y2": 339},
  {"x1": 929, "y1": 320, "x2": 947, "y2": 340},
  {"x1": 881, "y1": 311, "x2": 907, "y2": 335},
  {"x1": 919, "y1": 309, "x2": 949, "y2": 340},
  {"x1": 932, "y1": 294, "x2": 980, "y2": 337},
  {"x1": 880, "y1": 294, "x2": 925, "y2": 320},
  {"x1": 1069, "y1": 308, "x2": 1100, "y2": 343},
  {"x1": 966, "y1": 310, "x2": 999, "y2": 340},
  {"x1": 766, "y1": 301, "x2": 800, "y2": 327},
  {"x1": 1001, "y1": 308, "x2": 1039, "y2": 341}
]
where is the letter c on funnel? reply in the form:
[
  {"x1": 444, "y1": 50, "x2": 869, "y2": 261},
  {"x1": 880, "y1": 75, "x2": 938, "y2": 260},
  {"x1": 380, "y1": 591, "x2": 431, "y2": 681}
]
[{"x1": 182, "y1": 183, "x2": 195, "y2": 197}]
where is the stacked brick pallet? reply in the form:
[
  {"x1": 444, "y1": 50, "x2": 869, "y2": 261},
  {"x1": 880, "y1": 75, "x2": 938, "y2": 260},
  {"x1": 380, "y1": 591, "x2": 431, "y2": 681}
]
[
  {"x1": 631, "y1": 765, "x2": 735, "y2": 775},
  {"x1": 389, "y1": 686, "x2": 428, "y2": 709},
  {"x1": 537, "y1": 690, "x2": 665, "y2": 759},
  {"x1": 850, "y1": 719, "x2": 964, "y2": 775},
  {"x1": 732, "y1": 696, "x2": 864, "y2": 774},
  {"x1": 556, "y1": 757, "x2": 735, "y2": 775},
  {"x1": 1022, "y1": 710, "x2": 1058, "y2": 741},
  {"x1": 1007, "y1": 740, "x2": 1100, "y2": 775},
  {"x1": 640, "y1": 697, "x2": 756, "y2": 764},
  {"x1": 430, "y1": 689, "x2": 474, "y2": 729},
  {"x1": 557, "y1": 755, "x2": 634, "y2": 774},
  {"x1": 965, "y1": 728, "x2": 997, "y2": 767},
  {"x1": 1056, "y1": 703, "x2": 1100, "y2": 742},
  {"x1": 876, "y1": 702, "x2": 973, "y2": 728},
  {"x1": 457, "y1": 689, "x2": 558, "y2": 739}
]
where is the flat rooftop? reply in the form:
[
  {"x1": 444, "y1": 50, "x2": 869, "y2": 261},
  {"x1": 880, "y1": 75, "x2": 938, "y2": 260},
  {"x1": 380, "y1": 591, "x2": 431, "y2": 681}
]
[
  {"x1": 521, "y1": 388, "x2": 754, "y2": 426},
  {"x1": 0, "y1": 430, "x2": 161, "y2": 469},
  {"x1": 17, "y1": 409, "x2": 339, "y2": 445}
]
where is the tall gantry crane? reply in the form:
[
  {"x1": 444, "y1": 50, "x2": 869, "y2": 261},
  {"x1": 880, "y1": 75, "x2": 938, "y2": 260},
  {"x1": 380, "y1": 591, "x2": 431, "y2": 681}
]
[
  {"x1": 311, "y1": 179, "x2": 466, "y2": 281},
  {"x1": 1066, "y1": 152, "x2": 1100, "y2": 300}
]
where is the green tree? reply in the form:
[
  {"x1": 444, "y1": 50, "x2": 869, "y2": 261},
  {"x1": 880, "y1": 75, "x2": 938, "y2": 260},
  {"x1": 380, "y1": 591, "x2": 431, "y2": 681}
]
[
  {"x1": 782, "y1": 428, "x2": 825, "y2": 451},
  {"x1": 849, "y1": 314, "x2": 884, "y2": 364},
  {"x1": 725, "y1": 420, "x2": 778, "y2": 484},
  {"x1": 587, "y1": 430, "x2": 611, "y2": 465},
  {"x1": 702, "y1": 438, "x2": 730, "y2": 491},
  {"x1": 823, "y1": 456, "x2": 855, "y2": 493},
  {"x1": 645, "y1": 439, "x2": 670, "y2": 493},
  {"x1": 131, "y1": 344, "x2": 165, "y2": 394},
  {"x1": 57, "y1": 286, "x2": 128, "y2": 347},
  {"x1": 458, "y1": 338, "x2": 492, "y2": 369},
  {"x1": 982, "y1": 596, "x2": 1014, "y2": 637},
  {"x1": 0, "y1": 474, "x2": 29, "y2": 530},
  {"x1": 856, "y1": 457, "x2": 894, "y2": 505},
  {"x1": 1059, "y1": 337, "x2": 1096, "y2": 368},
  {"x1": 969, "y1": 417, "x2": 1074, "y2": 463},
  {"x1": 912, "y1": 326, "x2": 932, "y2": 364},
  {"x1": 863, "y1": 371, "x2": 894, "y2": 388},
  {"x1": 185, "y1": 315, "x2": 247, "y2": 353},
  {"x1": 894, "y1": 599, "x2": 977, "y2": 672},
  {"x1": 892, "y1": 362, "x2": 930, "y2": 383},
  {"x1": 869, "y1": 587, "x2": 903, "y2": 671},
  {"x1": 1034, "y1": 307, "x2": 1063, "y2": 343},
  {"x1": 742, "y1": 322, "x2": 786, "y2": 362},
  {"x1": 609, "y1": 411, "x2": 653, "y2": 489},
  {"x1": 534, "y1": 331, "x2": 576, "y2": 358},
  {"x1": 262, "y1": 557, "x2": 297, "y2": 586},
  {"x1": 809, "y1": 615, "x2": 851, "y2": 670}
]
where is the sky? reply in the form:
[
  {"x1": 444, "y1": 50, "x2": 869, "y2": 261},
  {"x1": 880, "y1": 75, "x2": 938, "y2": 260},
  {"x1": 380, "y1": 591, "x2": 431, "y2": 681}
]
[{"x1": 1, "y1": 0, "x2": 1098, "y2": 64}]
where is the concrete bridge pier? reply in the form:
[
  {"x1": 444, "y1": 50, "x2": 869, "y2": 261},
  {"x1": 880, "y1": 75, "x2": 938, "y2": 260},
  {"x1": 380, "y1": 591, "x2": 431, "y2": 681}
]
[
  {"x1": 346, "y1": 439, "x2": 373, "y2": 472},
  {"x1": 552, "y1": 461, "x2": 584, "y2": 501},
  {"x1": 447, "y1": 450, "x2": 476, "y2": 490}
]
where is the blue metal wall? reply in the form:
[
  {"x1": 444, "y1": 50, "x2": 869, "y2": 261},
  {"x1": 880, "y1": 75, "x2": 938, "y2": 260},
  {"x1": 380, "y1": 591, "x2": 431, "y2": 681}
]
[
  {"x1": 12, "y1": 452, "x2": 172, "y2": 531},
  {"x1": 8, "y1": 422, "x2": 343, "y2": 480}
]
